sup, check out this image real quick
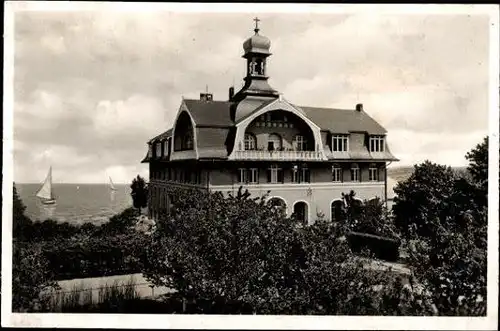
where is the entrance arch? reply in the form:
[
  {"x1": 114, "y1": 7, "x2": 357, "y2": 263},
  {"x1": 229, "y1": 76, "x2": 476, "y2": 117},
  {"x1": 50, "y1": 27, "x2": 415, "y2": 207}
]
[
  {"x1": 267, "y1": 197, "x2": 287, "y2": 215},
  {"x1": 293, "y1": 201, "x2": 309, "y2": 225},
  {"x1": 330, "y1": 199, "x2": 344, "y2": 222}
]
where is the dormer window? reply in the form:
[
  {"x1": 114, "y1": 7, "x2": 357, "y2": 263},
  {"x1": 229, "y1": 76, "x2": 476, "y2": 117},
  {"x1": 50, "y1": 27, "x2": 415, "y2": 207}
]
[
  {"x1": 155, "y1": 142, "x2": 162, "y2": 158},
  {"x1": 163, "y1": 139, "x2": 170, "y2": 156},
  {"x1": 369, "y1": 135, "x2": 385, "y2": 152},
  {"x1": 268, "y1": 133, "x2": 282, "y2": 151},
  {"x1": 332, "y1": 134, "x2": 349, "y2": 152},
  {"x1": 244, "y1": 133, "x2": 257, "y2": 150},
  {"x1": 148, "y1": 144, "x2": 153, "y2": 158},
  {"x1": 293, "y1": 135, "x2": 307, "y2": 151},
  {"x1": 183, "y1": 133, "x2": 193, "y2": 150}
]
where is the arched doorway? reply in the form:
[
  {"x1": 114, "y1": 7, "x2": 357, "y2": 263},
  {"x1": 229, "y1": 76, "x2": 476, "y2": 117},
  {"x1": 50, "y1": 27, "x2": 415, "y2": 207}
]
[
  {"x1": 268, "y1": 197, "x2": 287, "y2": 215},
  {"x1": 293, "y1": 201, "x2": 308, "y2": 225},
  {"x1": 331, "y1": 200, "x2": 344, "y2": 222}
]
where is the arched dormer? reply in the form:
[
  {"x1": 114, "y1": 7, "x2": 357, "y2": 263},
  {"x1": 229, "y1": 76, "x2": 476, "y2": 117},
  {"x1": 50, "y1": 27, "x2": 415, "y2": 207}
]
[
  {"x1": 171, "y1": 105, "x2": 198, "y2": 161},
  {"x1": 229, "y1": 98, "x2": 326, "y2": 161},
  {"x1": 173, "y1": 111, "x2": 195, "y2": 151}
]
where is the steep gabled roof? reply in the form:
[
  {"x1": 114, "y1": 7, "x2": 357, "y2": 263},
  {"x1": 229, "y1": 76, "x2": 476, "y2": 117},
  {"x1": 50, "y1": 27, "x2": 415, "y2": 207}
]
[
  {"x1": 183, "y1": 99, "x2": 234, "y2": 127},
  {"x1": 299, "y1": 106, "x2": 387, "y2": 135}
]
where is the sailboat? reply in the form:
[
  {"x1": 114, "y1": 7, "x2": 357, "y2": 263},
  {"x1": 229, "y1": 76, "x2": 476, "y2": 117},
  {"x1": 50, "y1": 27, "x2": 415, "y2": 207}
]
[
  {"x1": 36, "y1": 166, "x2": 57, "y2": 205},
  {"x1": 109, "y1": 176, "x2": 117, "y2": 191}
]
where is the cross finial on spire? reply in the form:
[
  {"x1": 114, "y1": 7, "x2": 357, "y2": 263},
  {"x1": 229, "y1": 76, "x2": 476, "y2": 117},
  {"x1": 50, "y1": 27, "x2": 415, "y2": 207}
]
[{"x1": 253, "y1": 17, "x2": 260, "y2": 34}]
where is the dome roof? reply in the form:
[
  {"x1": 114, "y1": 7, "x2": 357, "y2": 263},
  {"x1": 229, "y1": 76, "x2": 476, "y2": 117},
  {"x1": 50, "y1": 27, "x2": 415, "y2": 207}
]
[{"x1": 243, "y1": 30, "x2": 271, "y2": 55}]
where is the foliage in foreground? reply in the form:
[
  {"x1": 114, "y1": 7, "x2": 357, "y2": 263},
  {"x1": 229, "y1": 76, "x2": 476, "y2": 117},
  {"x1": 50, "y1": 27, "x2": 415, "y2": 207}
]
[
  {"x1": 142, "y1": 187, "x2": 431, "y2": 315},
  {"x1": 391, "y1": 137, "x2": 490, "y2": 316}
]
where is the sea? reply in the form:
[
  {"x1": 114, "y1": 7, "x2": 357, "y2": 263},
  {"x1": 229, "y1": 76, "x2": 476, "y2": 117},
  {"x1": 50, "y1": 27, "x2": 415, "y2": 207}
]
[{"x1": 16, "y1": 184, "x2": 133, "y2": 225}]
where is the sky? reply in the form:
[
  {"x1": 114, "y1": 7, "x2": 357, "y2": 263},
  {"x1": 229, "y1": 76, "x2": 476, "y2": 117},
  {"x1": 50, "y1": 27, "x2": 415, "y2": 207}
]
[{"x1": 10, "y1": 5, "x2": 492, "y2": 183}]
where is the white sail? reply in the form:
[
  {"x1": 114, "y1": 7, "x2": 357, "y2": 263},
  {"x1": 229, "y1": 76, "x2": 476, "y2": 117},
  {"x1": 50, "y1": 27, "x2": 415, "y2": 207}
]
[
  {"x1": 36, "y1": 167, "x2": 53, "y2": 200},
  {"x1": 109, "y1": 176, "x2": 117, "y2": 190}
]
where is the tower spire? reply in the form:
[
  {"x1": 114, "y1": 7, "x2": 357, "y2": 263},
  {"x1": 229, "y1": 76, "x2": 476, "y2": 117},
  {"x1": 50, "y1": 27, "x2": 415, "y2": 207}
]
[{"x1": 253, "y1": 17, "x2": 260, "y2": 34}]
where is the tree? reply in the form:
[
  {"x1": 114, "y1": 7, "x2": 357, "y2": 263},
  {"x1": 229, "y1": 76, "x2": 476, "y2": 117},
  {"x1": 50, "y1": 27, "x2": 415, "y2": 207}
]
[
  {"x1": 141, "y1": 187, "x2": 427, "y2": 314},
  {"x1": 465, "y1": 136, "x2": 488, "y2": 193},
  {"x1": 392, "y1": 161, "x2": 456, "y2": 239},
  {"x1": 392, "y1": 139, "x2": 489, "y2": 316},
  {"x1": 13, "y1": 182, "x2": 31, "y2": 240},
  {"x1": 130, "y1": 175, "x2": 148, "y2": 211},
  {"x1": 12, "y1": 241, "x2": 59, "y2": 312}
]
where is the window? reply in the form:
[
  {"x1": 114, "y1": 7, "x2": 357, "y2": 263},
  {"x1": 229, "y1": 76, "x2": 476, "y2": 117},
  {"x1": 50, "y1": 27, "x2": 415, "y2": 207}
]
[
  {"x1": 294, "y1": 135, "x2": 307, "y2": 151},
  {"x1": 184, "y1": 133, "x2": 194, "y2": 150},
  {"x1": 369, "y1": 135, "x2": 385, "y2": 152},
  {"x1": 268, "y1": 133, "x2": 282, "y2": 151},
  {"x1": 155, "y1": 142, "x2": 162, "y2": 158},
  {"x1": 332, "y1": 135, "x2": 349, "y2": 152},
  {"x1": 148, "y1": 145, "x2": 153, "y2": 158},
  {"x1": 300, "y1": 165, "x2": 310, "y2": 183},
  {"x1": 332, "y1": 164, "x2": 342, "y2": 182},
  {"x1": 237, "y1": 168, "x2": 259, "y2": 184},
  {"x1": 238, "y1": 168, "x2": 246, "y2": 184},
  {"x1": 351, "y1": 163, "x2": 360, "y2": 182},
  {"x1": 267, "y1": 164, "x2": 283, "y2": 183},
  {"x1": 369, "y1": 164, "x2": 379, "y2": 181},
  {"x1": 244, "y1": 133, "x2": 257, "y2": 150},
  {"x1": 248, "y1": 168, "x2": 258, "y2": 184},
  {"x1": 291, "y1": 165, "x2": 299, "y2": 183},
  {"x1": 164, "y1": 138, "x2": 170, "y2": 156},
  {"x1": 331, "y1": 200, "x2": 344, "y2": 222},
  {"x1": 291, "y1": 164, "x2": 310, "y2": 183}
]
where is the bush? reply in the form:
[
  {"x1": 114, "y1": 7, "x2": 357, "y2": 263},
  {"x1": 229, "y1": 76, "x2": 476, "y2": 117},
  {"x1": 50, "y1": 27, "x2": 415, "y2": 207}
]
[
  {"x1": 12, "y1": 240, "x2": 59, "y2": 312},
  {"x1": 346, "y1": 232, "x2": 400, "y2": 262},
  {"x1": 41, "y1": 231, "x2": 148, "y2": 280},
  {"x1": 391, "y1": 138, "x2": 490, "y2": 316},
  {"x1": 141, "y1": 187, "x2": 427, "y2": 315}
]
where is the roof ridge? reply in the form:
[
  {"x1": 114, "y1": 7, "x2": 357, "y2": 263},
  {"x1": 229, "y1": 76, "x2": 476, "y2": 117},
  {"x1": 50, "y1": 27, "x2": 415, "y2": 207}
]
[
  {"x1": 298, "y1": 105, "x2": 354, "y2": 111},
  {"x1": 184, "y1": 98, "x2": 231, "y2": 103}
]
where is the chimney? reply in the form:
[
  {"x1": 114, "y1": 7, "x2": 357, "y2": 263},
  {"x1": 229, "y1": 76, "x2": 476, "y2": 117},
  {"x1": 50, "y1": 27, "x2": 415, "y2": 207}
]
[
  {"x1": 200, "y1": 93, "x2": 213, "y2": 101},
  {"x1": 228, "y1": 86, "x2": 235, "y2": 100},
  {"x1": 356, "y1": 103, "x2": 363, "y2": 112}
]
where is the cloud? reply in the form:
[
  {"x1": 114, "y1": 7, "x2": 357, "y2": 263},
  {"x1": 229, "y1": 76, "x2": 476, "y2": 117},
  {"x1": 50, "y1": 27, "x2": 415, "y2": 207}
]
[{"x1": 11, "y1": 10, "x2": 490, "y2": 183}]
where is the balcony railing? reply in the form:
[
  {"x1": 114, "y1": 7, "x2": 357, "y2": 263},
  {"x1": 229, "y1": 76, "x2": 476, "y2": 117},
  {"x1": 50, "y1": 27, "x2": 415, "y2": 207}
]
[{"x1": 233, "y1": 150, "x2": 324, "y2": 161}]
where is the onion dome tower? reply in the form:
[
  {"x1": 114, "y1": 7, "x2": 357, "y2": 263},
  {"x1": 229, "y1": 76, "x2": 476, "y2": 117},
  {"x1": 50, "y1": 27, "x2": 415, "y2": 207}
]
[{"x1": 231, "y1": 18, "x2": 279, "y2": 103}]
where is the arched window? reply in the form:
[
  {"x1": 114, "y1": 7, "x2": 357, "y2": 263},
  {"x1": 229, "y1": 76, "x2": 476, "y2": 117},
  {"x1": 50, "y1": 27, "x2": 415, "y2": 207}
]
[
  {"x1": 293, "y1": 201, "x2": 308, "y2": 225},
  {"x1": 268, "y1": 197, "x2": 287, "y2": 215},
  {"x1": 331, "y1": 200, "x2": 344, "y2": 222},
  {"x1": 293, "y1": 134, "x2": 307, "y2": 151},
  {"x1": 244, "y1": 133, "x2": 257, "y2": 150},
  {"x1": 267, "y1": 133, "x2": 282, "y2": 151},
  {"x1": 350, "y1": 163, "x2": 360, "y2": 182}
]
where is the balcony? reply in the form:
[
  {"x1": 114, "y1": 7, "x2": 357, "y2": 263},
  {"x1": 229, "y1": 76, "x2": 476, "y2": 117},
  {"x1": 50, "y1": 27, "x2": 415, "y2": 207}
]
[{"x1": 233, "y1": 149, "x2": 324, "y2": 161}]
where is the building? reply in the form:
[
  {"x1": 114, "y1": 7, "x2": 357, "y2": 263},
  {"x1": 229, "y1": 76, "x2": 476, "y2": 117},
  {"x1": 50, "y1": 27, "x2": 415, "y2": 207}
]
[{"x1": 141, "y1": 20, "x2": 399, "y2": 224}]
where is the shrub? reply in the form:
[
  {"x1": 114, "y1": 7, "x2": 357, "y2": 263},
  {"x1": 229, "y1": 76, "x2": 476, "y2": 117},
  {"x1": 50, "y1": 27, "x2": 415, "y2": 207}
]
[
  {"x1": 141, "y1": 187, "x2": 426, "y2": 315},
  {"x1": 130, "y1": 175, "x2": 148, "y2": 210},
  {"x1": 12, "y1": 240, "x2": 59, "y2": 312}
]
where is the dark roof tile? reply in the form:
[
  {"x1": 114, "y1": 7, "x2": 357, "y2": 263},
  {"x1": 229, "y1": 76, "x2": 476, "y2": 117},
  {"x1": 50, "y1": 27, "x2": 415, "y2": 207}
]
[
  {"x1": 299, "y1": 106, "x2": 387, "y2": 134},
  {"x1": 183, "y1": 99, "x2": 234, "y2": 127}
]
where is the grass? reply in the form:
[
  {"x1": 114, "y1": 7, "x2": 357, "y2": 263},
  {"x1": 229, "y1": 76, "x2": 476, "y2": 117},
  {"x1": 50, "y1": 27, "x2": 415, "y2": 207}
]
[{"x1": 47, "y1": 277, "x2": 139, "y2": 313}]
